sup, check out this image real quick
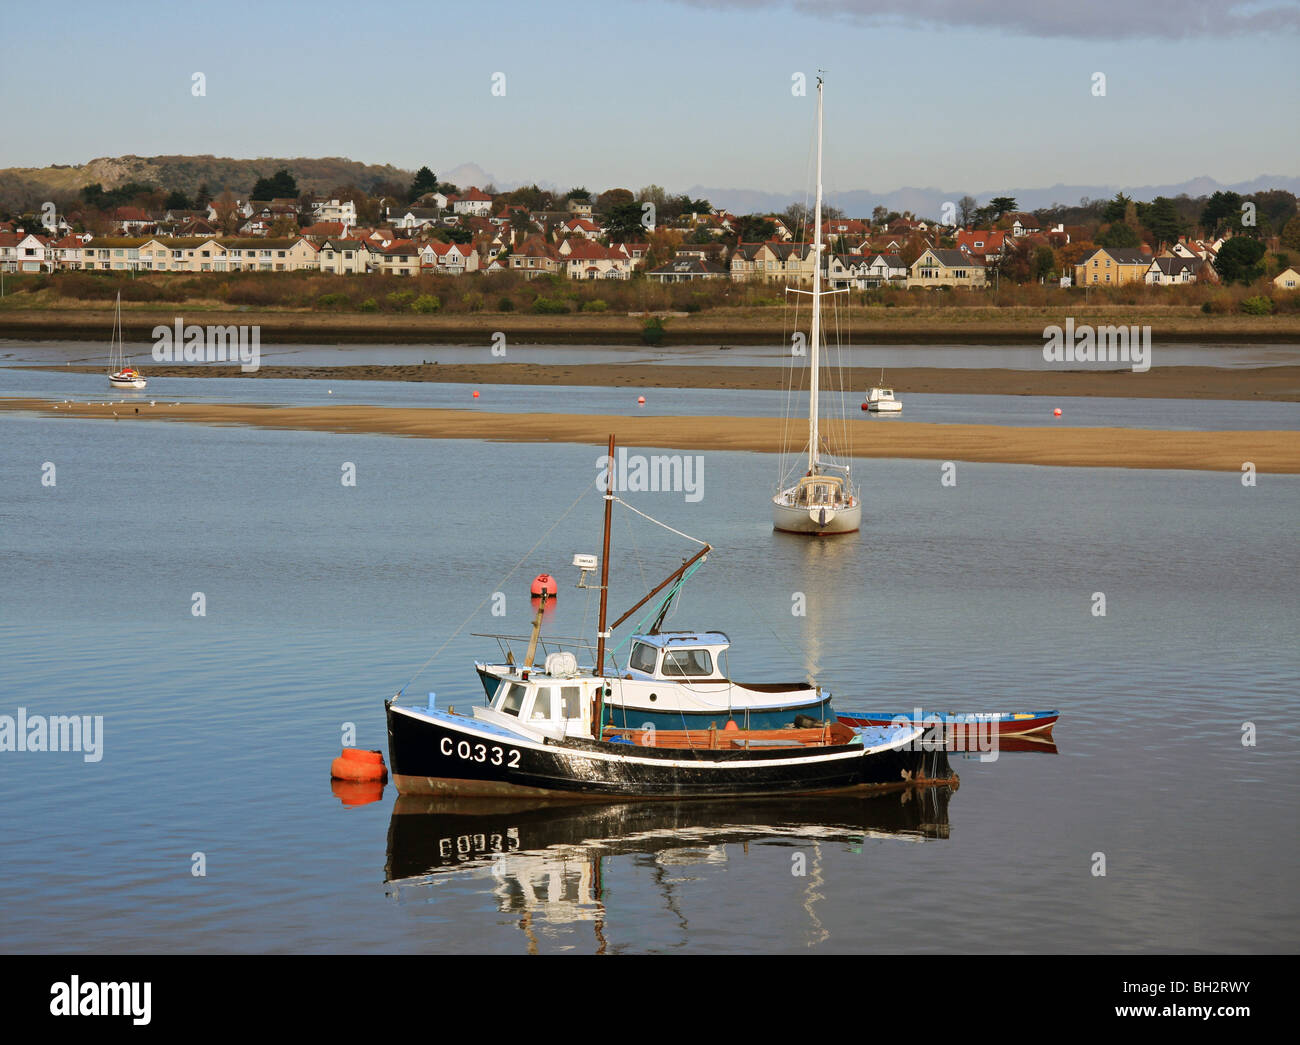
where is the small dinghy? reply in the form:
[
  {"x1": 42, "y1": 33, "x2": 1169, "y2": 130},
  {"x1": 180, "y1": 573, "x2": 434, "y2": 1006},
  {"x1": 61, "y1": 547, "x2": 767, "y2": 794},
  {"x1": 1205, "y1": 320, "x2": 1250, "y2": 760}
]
[{"x1": 838, "y1": 709, "x2": 1059, "y2": 737}]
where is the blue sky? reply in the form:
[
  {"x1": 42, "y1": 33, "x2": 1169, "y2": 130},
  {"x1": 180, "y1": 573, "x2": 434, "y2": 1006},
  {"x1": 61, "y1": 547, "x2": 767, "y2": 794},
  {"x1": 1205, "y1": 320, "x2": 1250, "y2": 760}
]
[{"x1": 3, "y1": 0, "x2": 1297, "y2": 196}]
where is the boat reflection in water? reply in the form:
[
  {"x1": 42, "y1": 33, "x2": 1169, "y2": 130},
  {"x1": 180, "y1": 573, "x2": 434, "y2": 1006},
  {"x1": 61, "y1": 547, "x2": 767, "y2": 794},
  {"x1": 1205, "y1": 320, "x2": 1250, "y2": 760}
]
[{"x1": 384, "y1": 789, "x2": 953, "y2": 951}]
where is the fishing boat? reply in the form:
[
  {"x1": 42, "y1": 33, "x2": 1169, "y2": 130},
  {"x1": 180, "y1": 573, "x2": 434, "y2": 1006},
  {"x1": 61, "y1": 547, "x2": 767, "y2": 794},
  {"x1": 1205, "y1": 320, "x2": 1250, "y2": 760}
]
[
  {"x1": 386, "y1": 436, "x2": 955, "y2": 800},
  {"x1": 773, "y1": 76, "x2": 860, "y2": 536},
  {"x1": 106, "y1": 292, "x2": 147, "y2": 389},
  {"x1": 838, "y1": 709, "x2": 1059, "y2": 738}
]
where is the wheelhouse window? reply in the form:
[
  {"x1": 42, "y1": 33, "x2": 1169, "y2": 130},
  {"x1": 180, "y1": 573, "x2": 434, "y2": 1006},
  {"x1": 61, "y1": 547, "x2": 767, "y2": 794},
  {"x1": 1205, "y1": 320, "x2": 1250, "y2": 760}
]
[
  {"x1": 630, "y1": 642, "x2": 658, "y2": 674},
  {"x1": 530, "y1": 687, "x2": 553, "y2": 722},
  {"x1": 499, "y1": 683, "x2": 527, "y2": 717},
  {"x1": 662, "y1": 649, "x2": 713, "y2": 677},
  {"x1": 560, "y1": 687, "x2": 581, "y2": 719}
]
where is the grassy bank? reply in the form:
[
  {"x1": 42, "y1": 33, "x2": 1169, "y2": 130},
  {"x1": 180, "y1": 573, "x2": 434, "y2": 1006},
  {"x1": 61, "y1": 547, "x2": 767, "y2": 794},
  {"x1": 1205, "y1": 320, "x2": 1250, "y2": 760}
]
[
  {"x1": 1, "y1": 269, "x2": 1297, "y2": 343},
  {"x1": 3, "y1": 302, "x2": 1299, "y2": 344}
]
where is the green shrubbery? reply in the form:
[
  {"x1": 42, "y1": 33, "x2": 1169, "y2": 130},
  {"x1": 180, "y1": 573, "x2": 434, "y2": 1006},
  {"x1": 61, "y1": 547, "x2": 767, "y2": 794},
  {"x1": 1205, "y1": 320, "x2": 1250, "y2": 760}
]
[
  {"x1": 1239, "y1": 295, "x2": 1274, "y2": 315},
  {"x1": 641, "y1": 316, "x2": 665, "y2": 344},
  {"x1": 411, "y1": 294, "x2": 440, "y2": 313},
  {"x1": 532, "y1": 297, "x2": 569, "y2": 314}
]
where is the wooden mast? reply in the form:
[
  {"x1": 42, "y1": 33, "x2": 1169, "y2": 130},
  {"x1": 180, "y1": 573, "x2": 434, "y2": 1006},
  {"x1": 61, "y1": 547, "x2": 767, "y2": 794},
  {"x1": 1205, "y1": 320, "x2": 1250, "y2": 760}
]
[{"x1": 593, "y1": 433, "x2": 615, "y2": 737}]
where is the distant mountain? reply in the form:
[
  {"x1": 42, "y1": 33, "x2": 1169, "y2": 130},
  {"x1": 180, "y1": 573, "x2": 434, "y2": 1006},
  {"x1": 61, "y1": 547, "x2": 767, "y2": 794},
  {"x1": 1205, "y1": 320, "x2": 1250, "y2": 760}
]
[{"x1": 687, "y1": 175, "x2": 1300, "y2": 219}]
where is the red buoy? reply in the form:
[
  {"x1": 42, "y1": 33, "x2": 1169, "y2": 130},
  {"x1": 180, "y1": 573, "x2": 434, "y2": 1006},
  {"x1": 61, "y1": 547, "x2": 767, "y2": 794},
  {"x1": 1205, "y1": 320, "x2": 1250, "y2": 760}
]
[
  {"x1": 472, "y1": 390, "x2": 480, "y2": 399},
  {"x1": 530, "y1": 573, "x2": 558, "y2": 599},
  {"x1": 860, "y1": 402, "x2": 869, "y2": 411},
  {"x1": 1053, "y1": 407, "x2": 1062, "y2": 417},
  {"x1": 637, "y1": 395, "x2": 646, "y2": 405},
  {"x1": 330, "y1": 748, "x2": 388, "y2": 782}
]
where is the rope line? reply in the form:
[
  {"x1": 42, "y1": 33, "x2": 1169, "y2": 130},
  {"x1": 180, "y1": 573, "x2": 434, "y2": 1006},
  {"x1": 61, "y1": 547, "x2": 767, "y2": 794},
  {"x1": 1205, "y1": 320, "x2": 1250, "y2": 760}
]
[
  {"x1": 393, "y1": 481, "x2": 593, "y2": 696},
  {"x1": 610, "y1": 498, "x2": 708, "y2": 547}
]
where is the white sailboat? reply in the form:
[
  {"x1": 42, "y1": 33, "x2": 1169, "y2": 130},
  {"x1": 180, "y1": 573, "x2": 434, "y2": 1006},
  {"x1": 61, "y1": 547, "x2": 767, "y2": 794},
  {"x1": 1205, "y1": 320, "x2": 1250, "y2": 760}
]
[
  {"x1": 773, "y1": 77, "x2": 861, "y2": 536},
  {"x1": 107, "y1": 292, "x2": 147, "y2": 389}
]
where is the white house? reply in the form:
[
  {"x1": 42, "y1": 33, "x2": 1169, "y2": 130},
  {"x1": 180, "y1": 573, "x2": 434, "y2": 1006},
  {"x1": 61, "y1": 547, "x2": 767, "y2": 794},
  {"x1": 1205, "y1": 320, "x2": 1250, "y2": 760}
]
[
  {"x1": 450, "y1": 187, "x2": 493, "y2": 217},
  {"x1": 312, "y1": 198, "x2": 358, "y2": 226},
  {"x1": 1145, "y1": 256, "x2": 1201, "y2": 285},
  {"x1": 827, "y1": 252, "x2": 906, "y2": 289},
  {"x1": 419, "y1": 241, "x2": 480, "y2": 275}
]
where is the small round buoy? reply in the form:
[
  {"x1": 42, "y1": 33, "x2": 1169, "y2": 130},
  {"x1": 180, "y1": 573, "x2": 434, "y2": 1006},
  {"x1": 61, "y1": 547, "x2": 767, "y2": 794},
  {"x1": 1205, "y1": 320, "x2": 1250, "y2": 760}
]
[
  {"x1": 328, "y1": 389, "x2": 333, "y2": 395},
  {"x1": 1053, "y1": 407, "x2": 1062, "y2": 417},
  {"x1": 530, "y1": 573, "x2": 558, "y2": 599},
  {"x1": 861, "y1": 402, "x2": 869, "y2": 411},
  {"x1": 330, "y1": 748, "x2": 387, "y2": 782},
  {"x1": 472, "y1": 390, "x2": 480, "y2": 399},
  {"x1": 637, "y1": 395, "x2": 646, "y2": 405}
]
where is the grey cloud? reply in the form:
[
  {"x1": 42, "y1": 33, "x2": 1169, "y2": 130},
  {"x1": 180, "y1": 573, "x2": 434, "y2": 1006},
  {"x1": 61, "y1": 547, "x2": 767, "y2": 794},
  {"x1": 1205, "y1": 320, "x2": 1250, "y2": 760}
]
[{"x1": 677, "y1": 0, "x2": 1300, "y2": 40}]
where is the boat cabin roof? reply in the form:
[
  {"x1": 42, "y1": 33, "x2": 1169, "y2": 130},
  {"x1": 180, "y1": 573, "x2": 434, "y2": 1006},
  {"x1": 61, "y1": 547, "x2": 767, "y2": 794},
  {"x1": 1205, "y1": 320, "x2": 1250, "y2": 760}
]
[{"x1": 630, "y1": 631, "x2": 730, "y2": 649}]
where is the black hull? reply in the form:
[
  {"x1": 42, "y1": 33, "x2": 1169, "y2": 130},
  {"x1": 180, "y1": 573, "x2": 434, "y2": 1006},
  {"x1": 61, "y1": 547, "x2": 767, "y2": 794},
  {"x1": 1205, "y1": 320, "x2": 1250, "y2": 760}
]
[
  {"x1": 385, "y1": 789, "x2": 954, "y2": 882},
  {"x1": 386, "y1": 703, "x2": 955, "y2": 800}
]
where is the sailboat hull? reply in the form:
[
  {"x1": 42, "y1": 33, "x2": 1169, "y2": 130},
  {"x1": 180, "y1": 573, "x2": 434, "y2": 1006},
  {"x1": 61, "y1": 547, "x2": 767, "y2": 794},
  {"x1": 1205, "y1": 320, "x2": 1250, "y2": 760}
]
[
  {"x1": 772, "y1": 499, "x2": 861, "y2": 535},
  {"x1": 108, "y1": 376, "x2": 147, "y2": 389}
]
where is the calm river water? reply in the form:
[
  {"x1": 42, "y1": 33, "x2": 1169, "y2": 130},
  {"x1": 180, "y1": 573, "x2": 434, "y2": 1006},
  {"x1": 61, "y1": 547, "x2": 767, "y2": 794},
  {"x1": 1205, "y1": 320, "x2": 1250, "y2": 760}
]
[{"x1": 0, "y1": 378, "x2": 1296, "y2": 953}]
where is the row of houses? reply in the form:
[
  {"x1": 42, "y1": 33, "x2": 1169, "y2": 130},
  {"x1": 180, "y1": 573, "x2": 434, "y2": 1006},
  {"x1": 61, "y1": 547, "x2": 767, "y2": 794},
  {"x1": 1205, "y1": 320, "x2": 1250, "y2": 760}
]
[
  {"x1": 0, "y1": 231, "x2": 484, "y2": 277},
  {"x1": 728, "y1": 242, "x2": 988, "y2": 288},
  {"x1": 1073, "y1": 245, "x2": 1223, "y2": 287}
]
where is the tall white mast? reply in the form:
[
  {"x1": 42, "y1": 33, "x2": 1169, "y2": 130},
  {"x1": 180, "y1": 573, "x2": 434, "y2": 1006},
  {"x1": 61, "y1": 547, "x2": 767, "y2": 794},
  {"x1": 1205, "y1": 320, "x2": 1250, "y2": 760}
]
[{"x1": 809, "y1": 76, "x2": 823, "y2": 472}]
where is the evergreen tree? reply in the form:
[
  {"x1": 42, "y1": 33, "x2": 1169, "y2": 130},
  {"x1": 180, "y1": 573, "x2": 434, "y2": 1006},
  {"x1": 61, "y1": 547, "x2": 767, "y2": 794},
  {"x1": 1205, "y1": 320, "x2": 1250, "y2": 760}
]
[{"x1": 409, "y1": 166, "x2": 438, "y2": 201}]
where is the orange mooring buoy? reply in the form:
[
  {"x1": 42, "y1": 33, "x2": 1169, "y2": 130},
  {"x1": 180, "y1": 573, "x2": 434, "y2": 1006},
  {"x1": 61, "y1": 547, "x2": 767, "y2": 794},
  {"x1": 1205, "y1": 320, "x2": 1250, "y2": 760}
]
[
  {"x1": 330, "y1": 748, "x2": 388, "y2": 783},
  {"x1": 530, "y1": 573, "x2": 558, "y2": 599},
  {"x1": 637, "y1": 395, "x2": 646, "y2": 405},
  {"x1": 1053, "y1": 407, "x2": 1062, "y2": 417},
  {"x1": 724, "y1": 719, "x2": 739, "y2": 731},
  {"x1": 472, "y1": 389, "x2": 480, "y2": 398}
]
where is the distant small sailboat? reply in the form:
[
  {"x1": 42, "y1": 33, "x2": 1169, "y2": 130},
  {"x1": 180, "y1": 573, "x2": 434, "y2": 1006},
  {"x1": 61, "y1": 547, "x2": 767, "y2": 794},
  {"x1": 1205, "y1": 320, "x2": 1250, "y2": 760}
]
[
  {"x1": 772, "y1": 76, "x2": 861, "y2": 536},
  {"x1": 107, "y1": 293, "x2": 146, "y2": 389}
]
